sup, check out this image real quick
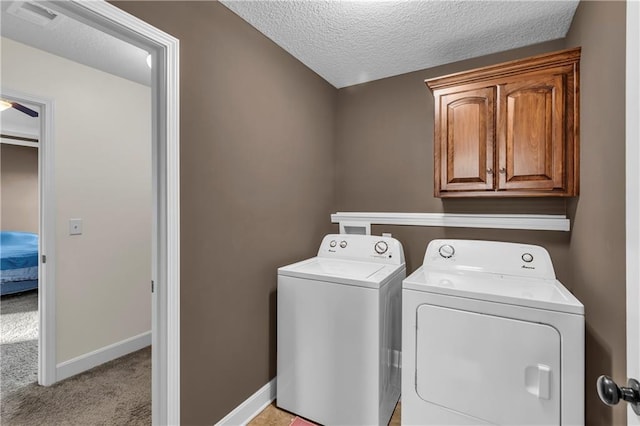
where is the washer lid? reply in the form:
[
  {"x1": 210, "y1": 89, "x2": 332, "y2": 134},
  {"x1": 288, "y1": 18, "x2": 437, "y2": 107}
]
[
  {"x1": 278, "y1": 257, "x2": 402, "y2": 289},
  {"x1": 403, "y1": 268, "x2": 584, "y2": 315}
]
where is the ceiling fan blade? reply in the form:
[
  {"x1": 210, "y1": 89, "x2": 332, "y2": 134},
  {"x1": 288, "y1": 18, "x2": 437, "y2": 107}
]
[{"x1": 11, "y1": 102, "x2": 39, "y2": 118}]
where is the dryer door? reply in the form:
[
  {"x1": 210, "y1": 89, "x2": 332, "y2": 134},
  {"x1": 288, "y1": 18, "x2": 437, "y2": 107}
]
[{"x1": 416, "y1": 304, "x2": 561, "y2": 425}]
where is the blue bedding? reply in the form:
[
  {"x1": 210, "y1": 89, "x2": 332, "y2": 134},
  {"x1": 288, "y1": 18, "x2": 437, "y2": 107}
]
[{"x1": 1, "y1": 231, "x2": 39, "y2": 295}]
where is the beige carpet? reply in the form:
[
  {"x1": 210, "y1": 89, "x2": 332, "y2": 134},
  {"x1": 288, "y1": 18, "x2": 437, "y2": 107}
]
[
  {"x1": 1, "y1": 291, "x2": 38, "y2": 401},
  {"x1": 1, "y1": 291, "x2": 151, "y2": 425}
]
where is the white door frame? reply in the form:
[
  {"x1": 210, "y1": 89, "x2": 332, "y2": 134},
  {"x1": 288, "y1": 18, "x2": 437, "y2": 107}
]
[
  {"x1": 30, "y1": 1, "x2": 181, "y2": 424},
  {"x1": 0, "y1": 90, "x2": 56, "y2": 387},
  {"x1": 627, "y1": 1, "x2": 640, "y2": 425}
]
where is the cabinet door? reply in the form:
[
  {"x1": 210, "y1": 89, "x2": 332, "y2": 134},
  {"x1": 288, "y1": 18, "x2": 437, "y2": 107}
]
[
  {"x1": 435, "y1": 87, "x2": 495, "y2": 195},
  {"x1": 497, "y1": 73, "x2": 566, "y2": 192}
]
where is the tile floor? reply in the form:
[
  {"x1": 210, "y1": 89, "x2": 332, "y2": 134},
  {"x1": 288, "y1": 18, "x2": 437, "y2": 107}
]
[{"x1": 248, "y1": 402, "x2": 401, "y2": 425}]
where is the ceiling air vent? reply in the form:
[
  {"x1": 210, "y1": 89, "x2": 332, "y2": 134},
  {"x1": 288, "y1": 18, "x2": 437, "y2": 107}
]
[{"x1": 7, "y1": 1, "x2": 63, "y2": 28}]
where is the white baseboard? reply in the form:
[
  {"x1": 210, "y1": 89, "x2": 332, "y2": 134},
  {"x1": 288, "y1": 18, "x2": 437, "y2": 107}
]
[
  {"x1": 56, "y1": 331, "x2": 151, "y2": 382},
  {"x1": 215, "y1": 378, "x2": 276, "y2": 426}
]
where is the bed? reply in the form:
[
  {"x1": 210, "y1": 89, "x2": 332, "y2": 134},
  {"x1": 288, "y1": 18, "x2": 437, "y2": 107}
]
[{"x1": 1, "y1": 231, "x2": 39, "y2": 296}]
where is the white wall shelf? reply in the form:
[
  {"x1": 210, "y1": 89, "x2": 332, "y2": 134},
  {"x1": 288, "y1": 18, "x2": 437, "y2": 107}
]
[{"x1": 331, "y1": 212, "x2": 570, "y2": 232}]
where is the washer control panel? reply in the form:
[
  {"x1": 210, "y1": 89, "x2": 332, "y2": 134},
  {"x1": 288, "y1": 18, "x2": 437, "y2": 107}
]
[
  {"x1": 320, "y1": 234, "x2": 405, "y2": 265},
  {"x1": 424, "y1": 239, "x2": 555, "y2": 279}
]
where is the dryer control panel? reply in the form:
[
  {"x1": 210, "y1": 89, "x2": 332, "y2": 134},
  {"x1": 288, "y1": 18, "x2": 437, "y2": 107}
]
[
  {"x1": 424, "y1": 239, "x2": 555, "y2": 279},
  {"x1": 318, "y1": 234, "x2": 405, "y2": 265}
]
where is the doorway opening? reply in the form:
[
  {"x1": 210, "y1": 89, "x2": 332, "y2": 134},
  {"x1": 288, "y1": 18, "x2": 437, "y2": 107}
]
[
  {"x1": 0, "y1": 1, "x2": 180, "y2": 424},
  {"x1": 0, "y1": 97, "x2": 41, "y2": 404}
]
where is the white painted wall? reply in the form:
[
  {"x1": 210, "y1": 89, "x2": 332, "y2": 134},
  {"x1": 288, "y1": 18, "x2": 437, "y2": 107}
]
[{"x1": 1, "y1": 37, "x2": 152, "y2": 363}]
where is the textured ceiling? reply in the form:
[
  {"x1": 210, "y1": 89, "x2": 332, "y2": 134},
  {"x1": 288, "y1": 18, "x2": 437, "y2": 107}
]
[
  {"x1": 221, "y1": 0, "x2": 579, "y2": 88},
  {"x1": 0, "y1": 1, "x2": 579, "y2": 92},
  {"x1": 0, "y1": 1, "x2": 150, "y2": 86}
]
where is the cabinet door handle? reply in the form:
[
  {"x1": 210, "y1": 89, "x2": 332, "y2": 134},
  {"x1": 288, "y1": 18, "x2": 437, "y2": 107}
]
[
  {"x1": 499, "y1": 168, "x2": 506, "y2": 174},
  {"x1": 487, "y1": 168, "x2": 493, "y2": 175}
]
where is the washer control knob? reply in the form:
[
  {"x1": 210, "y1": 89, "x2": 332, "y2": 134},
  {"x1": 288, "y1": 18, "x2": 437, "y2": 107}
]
[
  {"x1": 329, "y1": 240, "x2": 337, "y2": 248},
  {"x1": 339, "y1": 240, "x2": 347, "y2": 248},
  {"x1": 374, "y1": 241, "x2": 389, "y2": 254},
  {"x1": 522, "y1": 253, "x2": 534, "y2": 263},
  {"x1": 439, "y1": 244, "x2": 455, "y2": 258}
]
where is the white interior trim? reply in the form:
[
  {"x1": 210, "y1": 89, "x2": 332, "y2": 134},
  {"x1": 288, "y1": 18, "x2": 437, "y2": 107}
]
[
  {"x1": 331, "y1": 212, "x2": 571, "y2": 232},
  {"x1": 626, "y1": 2, "x2": 640, "y2": 425},
  {"x1": 39, "y1": 94, "x2": 56, "y2": 387},
  {"x1": 1, "y1": 90, "x2": 56, "y2": 387},
  {"x1": 0, "y1": 138, "x2": 39, "y2": 148},
  {"x1": 0, "y1": 128, "x2": 39, "y2": 146},
  {"x1": 0, "y1": 127, "x2": 39, "y2": 139},
  {"x1": 1, "y1": 89, "x2": 57, "y2": 387},
  {"x1": 56, "y1": 331, "x2": 151, "y2": 382},
  {"x1": 215, "y1": 379, "x2": 277, "y2": 426},
  {"x1": 41, "y1": 2, "x2": 181, "y2": 424}
]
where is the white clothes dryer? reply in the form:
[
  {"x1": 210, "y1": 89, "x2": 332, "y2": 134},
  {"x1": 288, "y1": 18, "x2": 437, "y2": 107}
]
[
  {"x1": 278, "y1": 234, "x2": 405, "y2": 426},
  {"x1": 402, "y1": 239, "x2": 584, "y2": 426}
]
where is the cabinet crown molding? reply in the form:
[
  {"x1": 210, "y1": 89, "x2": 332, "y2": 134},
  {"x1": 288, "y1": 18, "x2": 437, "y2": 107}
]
[{"x1": 425, "y1": 47, "x2": 581, "y2": 90}]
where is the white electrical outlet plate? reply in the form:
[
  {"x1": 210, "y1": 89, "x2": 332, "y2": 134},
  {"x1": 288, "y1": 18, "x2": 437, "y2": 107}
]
[{"x1": 69, "y1": 218, "x2": 83, "y2": 235}]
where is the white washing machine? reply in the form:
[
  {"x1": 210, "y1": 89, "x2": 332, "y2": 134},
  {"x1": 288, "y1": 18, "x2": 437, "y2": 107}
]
[
  {"x1": 277, "y1": 234, "x2": 405, "y2": 426},
  {"x1": 402, "y1": 239, "x2": 584, "y2": 426}
]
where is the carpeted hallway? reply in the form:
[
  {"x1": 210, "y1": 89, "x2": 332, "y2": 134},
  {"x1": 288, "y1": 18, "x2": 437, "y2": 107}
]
[
  {"x1": 1, "y1": 291, "x2": 151, "y2": 425},
  {"x1": 1, "y1": 291, "x2": 38, "y2": 401}
]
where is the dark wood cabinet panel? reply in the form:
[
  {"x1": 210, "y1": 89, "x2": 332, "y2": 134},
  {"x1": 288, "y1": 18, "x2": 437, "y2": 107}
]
[
  {"x1": 436, "y1": 87, "x2": 495, "y2": 194},
  {"x1": 498, "y1": 72, "x2": 565, "y2": 191},
  {"x1": 427, "y1": 48, "x2": 580, "y2": 198}
]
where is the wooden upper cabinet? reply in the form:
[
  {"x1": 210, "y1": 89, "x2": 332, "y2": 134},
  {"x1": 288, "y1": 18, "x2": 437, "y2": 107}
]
[
  {"x1": 427, "y1": 48, "x2": 580, "y2": 198},
  {"x1": 498, "y1": 72, "x2": 566, "y2": 191},
  {"x1": 437, "y1": 87, "x2": 495, "y2": 192}
]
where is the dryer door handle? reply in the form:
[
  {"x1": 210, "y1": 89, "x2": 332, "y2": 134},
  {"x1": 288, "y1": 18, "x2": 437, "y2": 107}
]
[{"x1": 525, "y1": 364, "x2": 551, "y2": 400}]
